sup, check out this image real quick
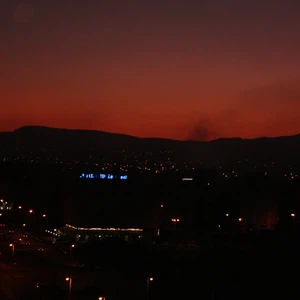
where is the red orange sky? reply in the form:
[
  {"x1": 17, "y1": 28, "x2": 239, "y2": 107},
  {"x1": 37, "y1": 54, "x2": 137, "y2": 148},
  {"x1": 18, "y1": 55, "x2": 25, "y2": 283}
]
[{"x1": 1, "y1": 1, "x2": 300, "y2": 140}]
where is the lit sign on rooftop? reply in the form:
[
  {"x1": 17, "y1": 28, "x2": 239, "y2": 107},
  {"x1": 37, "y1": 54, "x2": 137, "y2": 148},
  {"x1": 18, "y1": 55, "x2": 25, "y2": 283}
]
[{"x1": 79, "y1": 173, "x2": 128, "y2": 180}]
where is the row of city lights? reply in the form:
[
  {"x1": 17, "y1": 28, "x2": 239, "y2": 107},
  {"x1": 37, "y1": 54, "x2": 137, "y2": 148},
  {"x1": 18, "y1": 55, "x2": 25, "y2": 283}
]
[
  {"x1": 8, "y1": 238, "x2": 152, "y2": 300},
  {"x1": 17, "y1": 206, "x2": 48, "y2": 218},
  {"x1": 16, "y1": 206, "x2": 296, "y2": 229},
  {"x1": 171, "y1": 213, "x2": 296, "y2": 224},
  {"x1": 2, "y1": 200, "x2": 297, "y2": 232},
  {"x1": 64, "y1": 276, "x2": 154, "y2": 300},
  {"x1": 65, "y1": 224, "x2": 143, "y2": 232}
]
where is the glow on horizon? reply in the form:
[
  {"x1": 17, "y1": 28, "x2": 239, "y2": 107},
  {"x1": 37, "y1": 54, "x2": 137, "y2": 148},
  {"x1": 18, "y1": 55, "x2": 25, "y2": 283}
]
[{"x1": 1, "y1": 2, "x2": 300, "y2": 140}]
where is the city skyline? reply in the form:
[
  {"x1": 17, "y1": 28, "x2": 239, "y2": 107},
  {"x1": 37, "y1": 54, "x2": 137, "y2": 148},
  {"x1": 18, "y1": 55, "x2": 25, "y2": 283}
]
[{"x1": 1, "y1": 1, "x2": 300, "y2": 140}]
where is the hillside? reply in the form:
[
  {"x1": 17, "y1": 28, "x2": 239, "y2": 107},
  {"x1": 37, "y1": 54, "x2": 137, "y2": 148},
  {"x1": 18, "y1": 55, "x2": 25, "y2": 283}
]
[{"x1": 1, "y1": 126, "x2": 300, "y2": 166}]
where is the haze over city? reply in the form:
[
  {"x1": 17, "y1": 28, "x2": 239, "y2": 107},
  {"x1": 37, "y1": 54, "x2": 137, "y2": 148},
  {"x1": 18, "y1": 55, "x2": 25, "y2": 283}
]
[{"x1": 1, "y1": 1, "x2": 300, "y2": 140}]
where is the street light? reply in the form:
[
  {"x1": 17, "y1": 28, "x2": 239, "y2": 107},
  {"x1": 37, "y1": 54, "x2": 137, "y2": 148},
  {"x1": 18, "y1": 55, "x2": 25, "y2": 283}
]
[
  {"x1": 42, "y1": 214, "x2": 48, "y2": 230},
  {"x1": 9, "y1": 243, "x2": 14, "y2": 256},
  {"x1": 65, "y1": 277, "x2": 72, "y2": 300},
  {"x1": 147, "y1": 277, "x2": 154, "y2": 300},
  {"x1": 291, "y1": 213, "x2": 296, "y2": 226},
  {"x1": 18, "y1": 206, "x2": 22, "y2": 210},
  {"x1": 70, "y1": 244, "x2": 75, "y2": 256},
  {"x1": 29, "y1": 209, "x2": 35, "y2": 222},
  {"x1": 98, "y1": 297, "x2": 106, "y2": 300},
  {"x1": 171, "y1": 218, "x2": 180, "y2": 229},
  {"x1": 238, "y1": 218, "x2": 243, "y2": 222},
  {"x1": 225, "y1": 214, "x2": 229, "y2": 224}
]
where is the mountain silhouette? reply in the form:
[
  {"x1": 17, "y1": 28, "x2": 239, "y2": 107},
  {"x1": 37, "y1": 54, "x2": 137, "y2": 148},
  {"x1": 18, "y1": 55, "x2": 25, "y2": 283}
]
[{"x1": 1, "y1": 126, "x2": 300, "y2": 167}]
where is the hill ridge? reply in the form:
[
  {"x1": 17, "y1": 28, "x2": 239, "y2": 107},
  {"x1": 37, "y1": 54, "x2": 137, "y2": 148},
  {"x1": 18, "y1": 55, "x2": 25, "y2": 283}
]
[{"x1": 9, "y1": 125, "x2": 300, "y2": 143}]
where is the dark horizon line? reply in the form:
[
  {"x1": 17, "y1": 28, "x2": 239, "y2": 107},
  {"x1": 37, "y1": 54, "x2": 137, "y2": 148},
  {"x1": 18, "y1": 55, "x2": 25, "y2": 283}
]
[{"x1": 1, "y1": 124, "x2": 300, "y2": 143}]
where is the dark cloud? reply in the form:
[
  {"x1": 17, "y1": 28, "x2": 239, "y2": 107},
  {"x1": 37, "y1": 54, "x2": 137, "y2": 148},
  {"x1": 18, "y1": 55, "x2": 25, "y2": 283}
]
[
  {"x1": 186, "y1": 109, "x2": 240, "y2": 141},
  {"x1": 187, "y1": 116, "x2": 219, "y2": 141}
]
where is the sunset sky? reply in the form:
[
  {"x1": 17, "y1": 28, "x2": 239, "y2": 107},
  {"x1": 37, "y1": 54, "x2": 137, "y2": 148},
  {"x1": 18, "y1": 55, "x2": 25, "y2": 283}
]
[{"x1": 1, "y1": 0, "x2": 300, "y2": 140}]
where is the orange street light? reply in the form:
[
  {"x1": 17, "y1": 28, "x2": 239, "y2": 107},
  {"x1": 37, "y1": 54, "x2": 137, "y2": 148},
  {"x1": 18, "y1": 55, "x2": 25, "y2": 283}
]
[
  {"x1": 147, "y1": 277, "x2": 154, "y2": 300},
  {"x1": 43, "y1": 214, "x2": 49, "y2": 230},
  {"x1": 9, "y1": 243, "x2": 14, "y2": 256},
  {"x1": 171, "y1": 218, "x2": 180, "y2": 229},
  {"x1": 291, "y1": 213, "x2": 296, "y2": 226},
  {"x1": 66, "y1": 277, "x2": 72, "y2": 300},
  {"x1": 70, "y1": 244, "x2": 75, "y2": 255},
  {"x1": 18, "y1": 206, "x2": 22, "y2": 209}
]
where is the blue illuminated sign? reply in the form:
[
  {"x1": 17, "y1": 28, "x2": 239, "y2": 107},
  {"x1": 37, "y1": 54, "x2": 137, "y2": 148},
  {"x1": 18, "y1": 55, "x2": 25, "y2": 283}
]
[{"x1": 79, "y1": 173, "x2": 127, "y2": 180}]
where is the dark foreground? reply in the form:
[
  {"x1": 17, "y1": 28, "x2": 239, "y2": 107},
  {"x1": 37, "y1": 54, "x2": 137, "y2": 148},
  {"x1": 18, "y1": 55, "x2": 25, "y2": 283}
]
[{"x1": 0, "y1": 229, "x2": 299, "y2": 300}]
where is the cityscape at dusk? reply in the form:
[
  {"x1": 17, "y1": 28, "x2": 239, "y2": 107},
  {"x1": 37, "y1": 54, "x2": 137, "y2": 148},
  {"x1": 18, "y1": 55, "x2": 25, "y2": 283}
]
[
  {"x1": 1, "y1": 1, "x2": 300, "y2": 300},
  {"x1": 1, "y1": 1, "x2": 300, "y2": 140}
]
